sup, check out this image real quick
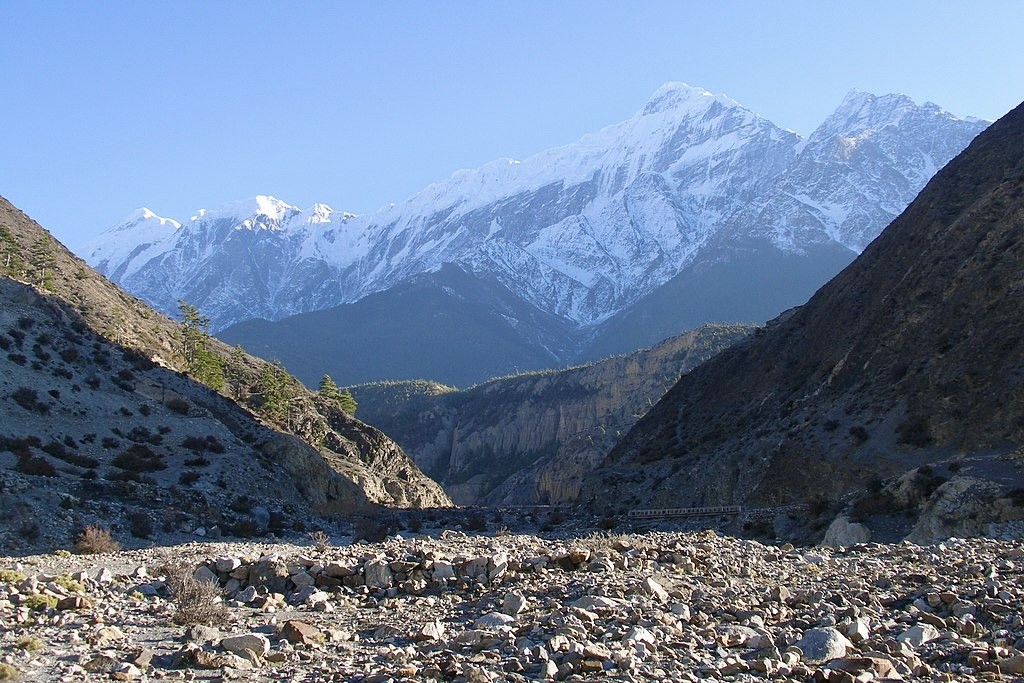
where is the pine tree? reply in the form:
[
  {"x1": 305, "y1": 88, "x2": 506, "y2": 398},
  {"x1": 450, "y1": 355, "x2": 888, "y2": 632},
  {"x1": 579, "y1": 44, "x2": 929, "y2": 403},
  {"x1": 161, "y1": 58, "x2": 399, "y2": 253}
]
[
  {"x1": 0, "y1": 226, "x2": 23, "y2": 276},
  {"x1": 28, "y1": 236, "x2": 56, "y2": 290},
  {"x1": 177, "y1": 300, "x2": 223, "y2": 390},
  {"x1": 257, "y1": 360, "x2": 292, "y2": 420},
  {"x1": 226, "y1": 345, "x2": 248, "y2": 401},
  {"x1": 318, "y1": 373, "x2": 356, "y2": 415}
]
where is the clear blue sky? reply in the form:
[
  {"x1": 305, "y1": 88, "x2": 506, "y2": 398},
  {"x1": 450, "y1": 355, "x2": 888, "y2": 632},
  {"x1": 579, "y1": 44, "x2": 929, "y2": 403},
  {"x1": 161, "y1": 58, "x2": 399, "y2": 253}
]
[{"x1": 1, "y1": 1, "x2": 1021, "y2": 249}]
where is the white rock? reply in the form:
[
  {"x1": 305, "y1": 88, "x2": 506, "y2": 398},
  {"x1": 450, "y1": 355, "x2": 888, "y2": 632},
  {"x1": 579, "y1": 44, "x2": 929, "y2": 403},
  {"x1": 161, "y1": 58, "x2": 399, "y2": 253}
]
[
  {"x1": 795, "y1": 627, "x2": 852, "y2": 664},
  {"x1": 897, "y1": 623, "x2": 940, "y2": 647},
  {"x1": 475, "y1": 611, "x2": 515, "y2": 629},
  {"x1": 502, "y1": 591, "x2": 528, "y2": 615}
]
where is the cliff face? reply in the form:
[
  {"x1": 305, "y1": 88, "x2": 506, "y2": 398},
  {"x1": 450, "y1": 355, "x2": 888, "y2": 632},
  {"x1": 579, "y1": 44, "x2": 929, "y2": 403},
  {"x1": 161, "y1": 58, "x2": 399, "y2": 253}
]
[
  {"x1": 0, "y1": 196, "x2": 450, "y2": 523},
  {"x1": 352, "y1": 325, "x2": 752, "y2": 505},
  {"x1": 583, "y1": 101, "x2": 1024, "y2": 540}
]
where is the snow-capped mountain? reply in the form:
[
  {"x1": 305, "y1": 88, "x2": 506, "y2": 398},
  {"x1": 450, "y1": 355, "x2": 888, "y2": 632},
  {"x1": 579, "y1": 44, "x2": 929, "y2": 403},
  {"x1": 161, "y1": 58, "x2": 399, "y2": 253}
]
[{"x1": 82, "y1": 83, "x2": 987, "y2": 385}]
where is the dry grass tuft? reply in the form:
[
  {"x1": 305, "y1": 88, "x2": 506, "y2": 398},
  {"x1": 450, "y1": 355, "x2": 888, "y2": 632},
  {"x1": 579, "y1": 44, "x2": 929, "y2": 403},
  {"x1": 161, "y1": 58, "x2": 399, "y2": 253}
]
[
  {"x1": 74, "y1": 525, "x2": 121, "y2": 554},
  {"x1": 162, "y1": 564, "x2": 228, "y2": 626}
]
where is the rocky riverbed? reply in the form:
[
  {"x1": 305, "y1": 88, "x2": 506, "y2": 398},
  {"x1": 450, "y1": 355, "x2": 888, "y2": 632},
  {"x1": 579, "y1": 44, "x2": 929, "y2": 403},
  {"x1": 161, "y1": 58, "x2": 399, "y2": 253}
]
[{"x1": 2, "y1": 530, "x2": 1023, "y2": 681}]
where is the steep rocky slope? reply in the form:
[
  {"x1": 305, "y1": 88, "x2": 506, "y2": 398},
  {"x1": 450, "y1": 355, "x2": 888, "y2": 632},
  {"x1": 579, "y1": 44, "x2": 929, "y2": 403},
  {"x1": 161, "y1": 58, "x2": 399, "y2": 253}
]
[
  {"x1": 352, "y1": 325, "x2": 752, "y2": 505},
  {"x1": 586, "y1": 101, "x2": 1024, "y2": 542},
  {"x1": 0, "y1": 197, "x2": 449, "y2": 553},
  {"x1": 86, "y1": 86, "x2": 985, "y2": 385}
]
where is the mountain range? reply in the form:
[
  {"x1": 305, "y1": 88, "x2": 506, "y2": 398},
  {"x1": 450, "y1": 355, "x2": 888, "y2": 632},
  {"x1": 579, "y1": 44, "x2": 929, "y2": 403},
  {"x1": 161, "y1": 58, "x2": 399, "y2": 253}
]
[
  {"x1": 83, "y1": 84, "x2": 987, "y2": 386},
  {"x1": 584, "y1": 99, "x2": 1024, "y2": 543}
]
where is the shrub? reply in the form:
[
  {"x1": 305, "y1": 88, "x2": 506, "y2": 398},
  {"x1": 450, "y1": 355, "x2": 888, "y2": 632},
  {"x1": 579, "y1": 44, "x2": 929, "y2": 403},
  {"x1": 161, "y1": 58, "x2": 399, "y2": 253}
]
[
  {"x1": 353, "y1": 516, "x2": 396, "y2": 543},
  {"x1": 308, "y1": 530, "x2": 331, "y2": 552},
  {"x1": 16, "y1": 453, "x2": 57, "y2": 477},
  {"x1": 0, "y1": 663, "x2": 18, "y2": 680},
  {"x1": 111, "y1": 444, "x2": 165, "y2": 472},
  {"x1": 101, "y1": 436, "x2": 120, "y2": 449},
  {"x1": 59, "y1": 347, "x2": 80, "y2": 364},
  {"x1": 178, "y1": 470, "x2": 200, "y2": 486},
  {"x1": 228, "y1": 495, "x2": 252, "y2": 513},
  {"x1": 11, "y1": 387, "x2": 47, "y2": 414},
  {"x1": 167, "y1": 397, "x2": 190, "y2": 415},
  {"x1": 32, "y1": 344, "x2": 50, "y2": 362},
  {"x1": 22, "y1": 594, "x2": 57, "y2": 611},
  {"x1": 0, "y1": 569, "x2": 26, "y2": 583},
  {"x1": 54, "y1": 575, "x2": 85, "y2": 593},
  {"x1": 162, "y1": 565, "x2": 228, "y2": 626},
  {"x1": 16, "y1": 636, "x2": 42, "y2": 652},
  {"x1": 74, "y1": 525, "x2": 121, "y2": 554},
  {"x1": 7, "y1": 353, "x2": 26, "y2": 366},
  {"x1": 139, "y1": 404, "x2": 151, "y2": 417},
  {"x1": 184, "y1": 456, "x2": 209, "y2": 467},
  {"x1": 128, "y1": 511, "x2": 153, "y2": 539},
  {"x1": 464, "y1": 513, "x2": 487, "y2": 532},
  {"x1": 849, "y1": 425, "x2": 869, "y2": 444}
]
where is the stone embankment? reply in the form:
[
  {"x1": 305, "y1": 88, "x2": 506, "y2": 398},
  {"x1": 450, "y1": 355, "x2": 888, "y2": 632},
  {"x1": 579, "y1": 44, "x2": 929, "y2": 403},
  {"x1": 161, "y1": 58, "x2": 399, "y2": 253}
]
[{"x1": 2, "y1": 531, "x2": 1024, "y2": 681}]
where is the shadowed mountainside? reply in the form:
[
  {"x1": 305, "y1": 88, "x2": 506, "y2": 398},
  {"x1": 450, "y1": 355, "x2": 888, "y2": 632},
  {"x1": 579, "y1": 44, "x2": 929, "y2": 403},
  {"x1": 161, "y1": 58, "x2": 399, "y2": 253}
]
[{"x1": 586, "y1": 101, "x2": 1024, "y2": 542}]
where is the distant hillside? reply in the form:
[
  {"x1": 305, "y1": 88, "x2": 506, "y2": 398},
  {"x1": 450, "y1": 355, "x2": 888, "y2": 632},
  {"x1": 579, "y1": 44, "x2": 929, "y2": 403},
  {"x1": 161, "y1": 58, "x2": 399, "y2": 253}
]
[
  {"x1": 351, "y1": 324, "x2": 752, "y2": 504},
  {"x1": 587, "y1": 101, "x2": 1024, "y2": 543},
  {"x1": 0, "y1": 197, "x2": 449, "y2": 551}
]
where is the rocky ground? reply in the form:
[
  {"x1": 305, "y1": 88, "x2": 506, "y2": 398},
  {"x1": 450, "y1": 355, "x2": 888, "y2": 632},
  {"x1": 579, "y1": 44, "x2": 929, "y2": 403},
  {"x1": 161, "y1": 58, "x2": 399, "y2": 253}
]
[{"x1": 1, "y1": 529, "x2": 1023, "y2": 682}]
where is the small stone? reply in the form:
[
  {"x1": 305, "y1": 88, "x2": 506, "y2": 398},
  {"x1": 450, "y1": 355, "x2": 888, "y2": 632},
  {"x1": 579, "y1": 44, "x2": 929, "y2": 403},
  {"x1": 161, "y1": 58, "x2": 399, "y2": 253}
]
[
  {"x1": 897, "y1": 623, "x2": 940, "y2": 647},
  {"x1": 91, "y1": 625, "x2": 125, "y2": 647},
  {"x1": 186, "y1": 625, "x2": 221, "y2": 644},
  {"x1": 502, "y1": 591, "x2": 528, "y2": 615},
  {"x1": 795, "y1": 627, "x2": 852, "y2": 664},
  {"x1": 281, "y1": 620, "x2": 323, "y2": 646},
  {"x1": 193, "y1": 565, "x2": 219, "y2": 585},
  {"x1": 364, "y1": 559, "x2": 393, "y2": 589},
  {"x1": 474, "y1": 611, "x2": 515, "y2": 629},
  {"x1": 417, "y1": 620, "x2": 445, "y2": 641},
  {"x1": 221, "y1": 633, "x2": 271, "y2": 658},
  {"x1": 641, "y1": 577, "x2": 669, "y2": 602},
  {"x1": 111, "y1": 662, "x2": 142, "y2": 681}
]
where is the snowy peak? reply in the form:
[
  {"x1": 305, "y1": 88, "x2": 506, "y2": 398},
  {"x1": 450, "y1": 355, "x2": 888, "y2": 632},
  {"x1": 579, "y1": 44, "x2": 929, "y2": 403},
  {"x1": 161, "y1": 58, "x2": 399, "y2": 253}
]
[
  {"x1": 641, "y1": 82, "x2": 730, "y2": 116},
  {"x1": 189, "y1": 195, "x2": 301, "y2": 228}
]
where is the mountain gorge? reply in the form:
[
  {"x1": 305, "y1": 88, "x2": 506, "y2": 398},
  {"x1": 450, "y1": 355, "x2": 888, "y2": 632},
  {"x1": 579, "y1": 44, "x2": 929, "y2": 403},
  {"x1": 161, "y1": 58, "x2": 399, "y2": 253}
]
[
  {"x1": 585, "y1": 100, "x2": 1024, "y2": 543},
  {"x1": 350, "y1": 324, "x2": 753, "y2": 506},
  {"x1": 84, "y1": 85, "x2": 986, "y2": 386}
]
